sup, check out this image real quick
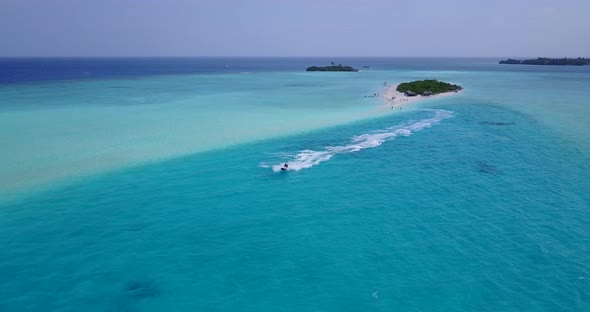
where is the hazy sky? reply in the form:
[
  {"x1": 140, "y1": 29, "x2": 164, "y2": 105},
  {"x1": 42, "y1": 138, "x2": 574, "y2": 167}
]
[{"x1": 1, "y1": 0, "x2": 588, "y2": 57}]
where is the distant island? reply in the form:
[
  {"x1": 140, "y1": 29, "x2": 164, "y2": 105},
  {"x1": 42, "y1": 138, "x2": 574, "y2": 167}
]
[
  {"x1": 499, "y1": 57, "x2": 590, "y2": 66},
  {"x1": 396, "y1": 80, "x2": 462, "y2": 96},
  {"x1": 306, "y1": 62, "x2": 358, "y2": 72}
]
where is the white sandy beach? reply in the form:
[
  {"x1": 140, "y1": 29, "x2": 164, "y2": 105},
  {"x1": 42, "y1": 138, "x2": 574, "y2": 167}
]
[{"x1": 380, "y1": 84, "x2": 461, "y2": 109}]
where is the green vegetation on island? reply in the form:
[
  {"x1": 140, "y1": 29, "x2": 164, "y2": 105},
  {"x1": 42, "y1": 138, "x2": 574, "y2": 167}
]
[
  {"x1": 396, "y1": 80, "x2": 462, "y2": 96},
  {"x1": 306, "y1": 62, "x2": 358, "y2": 72},
  {"x1": 499, "y1": 57, "x2": 590, "y2": 66}
]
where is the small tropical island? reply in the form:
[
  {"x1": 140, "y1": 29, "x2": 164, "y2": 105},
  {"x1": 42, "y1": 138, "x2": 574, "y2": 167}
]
[
  {"x1": 499, "y1": 57, "x2": 590, "y2": 66},
  {"x1": 396, "y1": 79, "x2": 462, "y2": 96},
  {"x1": 306, "y1": 62, "x2": 358, "y2": 72},
  {"x1": 381, "y1": 79, "x2": 463, "y2": 109}
]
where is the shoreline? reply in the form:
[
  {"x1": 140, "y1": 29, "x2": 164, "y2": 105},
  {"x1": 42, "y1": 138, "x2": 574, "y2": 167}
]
[{"x1": 380, "y1": 83, "x2": 461, "y2": 109}]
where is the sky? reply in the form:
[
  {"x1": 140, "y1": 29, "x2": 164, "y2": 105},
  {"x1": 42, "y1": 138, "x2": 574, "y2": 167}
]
[{"x1": 0, "y1": 0, "x2": 589, "y2": 57}]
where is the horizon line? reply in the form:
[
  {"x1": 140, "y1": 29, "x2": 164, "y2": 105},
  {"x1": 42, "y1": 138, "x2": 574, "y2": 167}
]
[{"x1": 1, "y1": 55, "x2": 586, "y2": 59}]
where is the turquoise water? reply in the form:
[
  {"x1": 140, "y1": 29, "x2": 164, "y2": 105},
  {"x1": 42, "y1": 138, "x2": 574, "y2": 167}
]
[{"x1": 1, "y1": 59, "x2": 590, "y2": 311}]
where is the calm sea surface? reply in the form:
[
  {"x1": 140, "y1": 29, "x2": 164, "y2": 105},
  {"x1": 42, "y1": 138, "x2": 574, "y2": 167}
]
[{"x1": 1, "y1": 58, "x2": 589, "y2": 311}]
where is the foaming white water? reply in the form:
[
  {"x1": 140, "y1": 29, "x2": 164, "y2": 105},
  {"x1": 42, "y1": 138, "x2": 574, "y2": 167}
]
[{"x1": 265, "y1": 109, "x2": 453, "y2": 172}]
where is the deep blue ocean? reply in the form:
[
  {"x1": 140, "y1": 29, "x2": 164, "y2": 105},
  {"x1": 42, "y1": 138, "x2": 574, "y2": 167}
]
[
  {"x1": 4, "y1": 57, "x2": 590, "y2": 84},
  {"x1": 1, "y1": 58, "x2": 589, "y2": 311}
]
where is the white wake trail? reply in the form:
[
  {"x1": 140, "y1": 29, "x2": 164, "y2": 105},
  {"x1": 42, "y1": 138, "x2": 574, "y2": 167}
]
[{"x1": 263, "y1": 109, "x2": 453, "y2": 172}]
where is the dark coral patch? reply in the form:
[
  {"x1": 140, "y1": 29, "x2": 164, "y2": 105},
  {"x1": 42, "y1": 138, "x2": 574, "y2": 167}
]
[
  {"x1": 475, "y1": 160, "x2": 498, "y2": 174},
  {"x1": 124, "y1": 280, "x2": 160, "y2": 298},
  {"x1": 479, "y1": 121, "x2": 516, "y2": 126}
]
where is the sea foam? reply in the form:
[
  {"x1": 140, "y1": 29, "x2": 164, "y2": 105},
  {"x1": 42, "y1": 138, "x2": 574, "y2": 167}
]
[{"x1": 265, "y1": 109, "x2": 453, "y2": 172}]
